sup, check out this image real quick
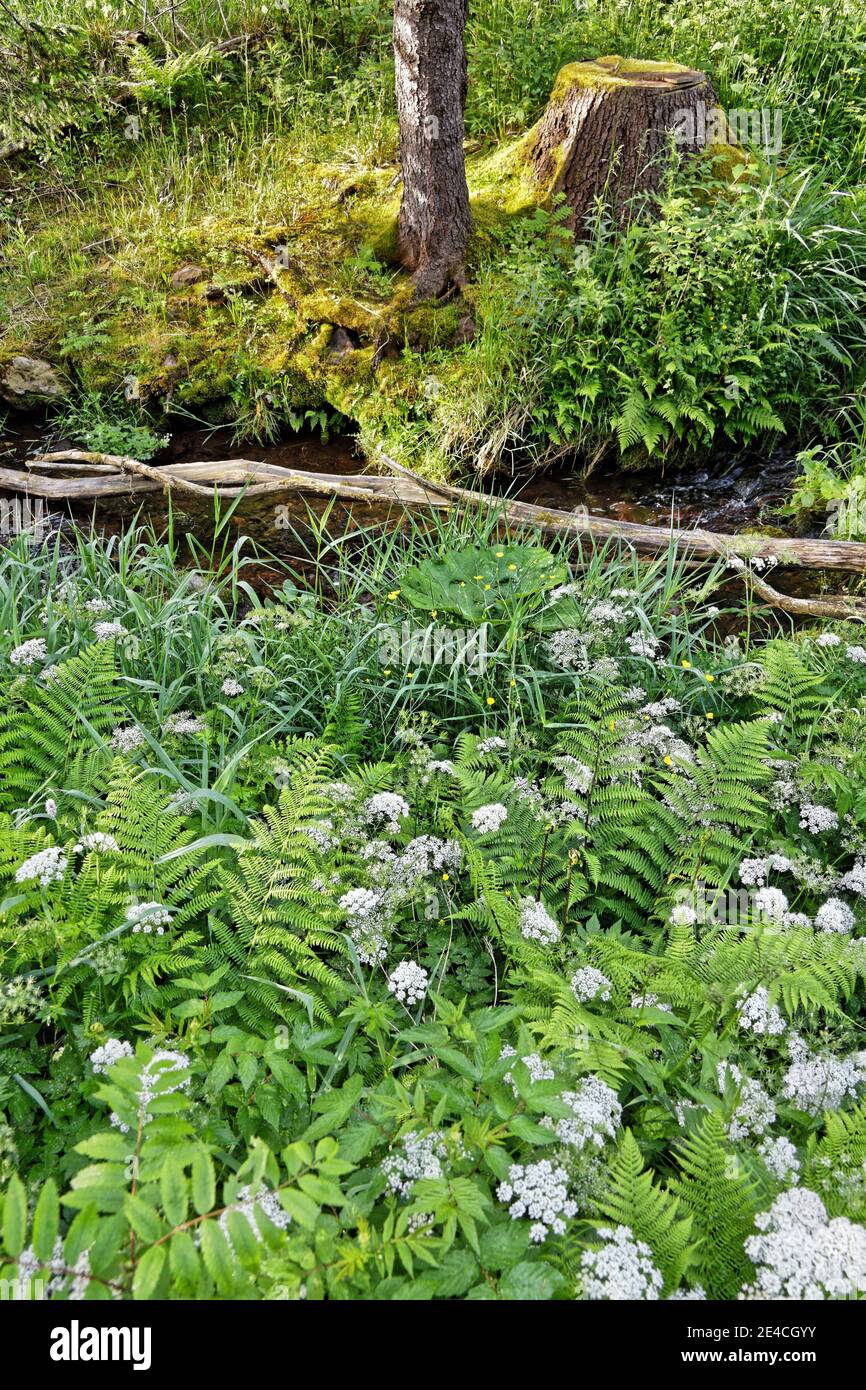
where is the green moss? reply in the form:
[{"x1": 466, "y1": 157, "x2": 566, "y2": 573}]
[{"x1": 549, "y1": 56, "x2": 699, "y2": 101}]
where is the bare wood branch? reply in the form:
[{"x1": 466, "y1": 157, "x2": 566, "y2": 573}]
[{"x1": 5, "y1": 449, "x2": 866, "y2": 619}]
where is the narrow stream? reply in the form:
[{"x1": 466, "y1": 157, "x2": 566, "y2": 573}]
[{"x1": 0, "y1": 414, "x2": 822, "y2": 601}]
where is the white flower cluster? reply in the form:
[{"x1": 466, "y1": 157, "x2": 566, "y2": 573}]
[
  {"x1": 84, "y1": 597, "x2": 112, "y2": 614},
  {"x1": 110, "y1": 1049, "x2": 191, "y2": 1133},
  {"x1": 500, "y1": 1045, "x2": 555, "y2": 1093},
  {"x1": 74, "y1": 832, "x2": 119, "y2": 854},
  {"x1": 754, "y1": 886, "x2": 789, "y2": 923},
  {"x1": 816, "y1": 632, "x2": 841, "y2": 648},
  {"x1": 549, "y1": 1075, "x2": 622, "y2": 1150},
  {"x1": 389, "y1": 834, "x2": 462, "y2": 885},
  {"x1": 381, "y1": 1129, "x2": 448, "y2": 1197},
  {"x1": 546, "y1": 629, "x2": 587, "y2": 670},
  {"x1": 738, "y1": 853, "x2": 793, "y2": 887},
  {"x1": 739, "y1": 857, "x2": 767, "y2": 886},
  {"x1": 92, "y1": 621, "x2": 127, "y2": 642},
  {"x1": 471, "y1": 802, "x2": 508, "y2": 834},
  {"x1": 846, "y1": 645, "x2": 866, "y2": 664},
  {"x1": 518, "y1": 897, "x2": 560, "y2": 945},
  {"x1": 17, "y1": 1238, "x2": 90, "y2": 1300},
  {"x1": 799, "y1": 803, "x2": 839, "y2": 834},
  {"x1": 340, "y1": 886, "x2": 390, "y2": 964},
  {"x1": 218, "y1": 1185, "x2": 291, "y2": 1248},
  {"x1": 718, "y1": 1061, "x2": 776, "y2": 1140},
  {"x1": 570, "y1": 966, "x2": 612, "y2": 1003},
  {"x1": 639, "y1": 696, "x2": 681, "y2": 720},
  {"x1": 669, "y1": 901, "x2": 697, "y2": 928},
  {"x1": 631, "y1": 991, "x2": 672, "y2": 1013},
  {"x1": 9, "y1": 638, "x2": 48, "y2": 667},
  {"x1": 15, "y1": 846, "x2": 67, "y2": 886},
  {"x1": 387, "y1": 960, "x2": 429, "y2": 1006},
  {"x1": 814, "y1": 897, "x2": 856, "y2": 934},
  {"x1": 89, "y1": 1038, "x2": 135, "y2": 1074},
  {"x1": 738, "y1": 987, "x2": 787, "y2": 1037},
  {"x1": 302, "y1": 819, "x2": 337, "y2": 852},
  {"x1": 781, "y1": 1036, "x2": 866, "y2": 1116},
  {"x1": 476, "y1": 736, "x2": 508, "y2": 754},
  {"x1": 625, "y1": 631, "x2": 661, "y2": 659},
  {"x1": 497, "y1": 1159, "x2": 577, "y2": 1243},
  {"x1": 110, "y1": 724, "x2": 146, "y2": 753},
  {"x1": 553, "y1": 754, "x2": 594, "y2": 795},
  {"x1": 221, "y1": 677, "x2": 245, "y2": 696},
  {"x1": 164, "y1": 710, "x2": 206, "y2": 735},
  {"x1": 838, "y1": 861, "x2": 866, "y2": 897},
  {"x1": 741, "y1": 1188, "x2": 866, "y2": 1300},
  {"x1": 423, "y1": 759, "x2": 454, "y2": 779},
  {"x1": 125, "y1": 901, "x2": 173, "y2": 935},
  {"x1": 580, "y1": 1226, "x2": 663, "y2": 1300},
  {"x1": 758, "y1": 1136, "x2": 800, "y2": 1185},
  {"x1": 363, "y1": 791, "x2": 410, "y2": 834},
  {"x1": 587, "y1": 600, "x2": 630, "y2": 629}
]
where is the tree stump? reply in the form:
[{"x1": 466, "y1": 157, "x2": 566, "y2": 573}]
[{"x1": 530, "y1": 56, "x2": 719, "y2": 234}]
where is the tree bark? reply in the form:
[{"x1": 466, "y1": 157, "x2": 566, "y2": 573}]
[
  {"x1": 530, "y1": 57, "x2": 718, "y2": 234},
  {"x1": 393, "y1": 0, "x2": 472, "y2": 299}
]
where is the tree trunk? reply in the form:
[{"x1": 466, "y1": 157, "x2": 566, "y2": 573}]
[
  {"x1": 530, "y1": 57, "x2": 719, "y2": 234},
  {"x1": 393, "y1": 0, "x2": 472, "y2": 299}
]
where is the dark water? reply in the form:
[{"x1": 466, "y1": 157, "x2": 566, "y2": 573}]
[{"x1": 1, "y1": 413, "x2": 804, "y2": 536}]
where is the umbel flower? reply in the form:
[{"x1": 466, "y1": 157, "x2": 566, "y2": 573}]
[
  {"x1": 741, "y1": 1189, "x2": 866, "y2": 1299},
  {"x1": 497, "y1": 1159, "x2": 577, "y2": 1243},
  {"x1": 570, "y1": 965, "x2": 612, "y2": 1003},
  {"x1": 387, "y1": 960, "x2": 429, "y2": 1006},
  {"x1": 518, "y1": 897, "x2": 560, "y2": 945},
  {"x1": 580, "y1": 1226, "x2": 663, "y2": 1300},
  {"x1": 471, "y1": 802, "x2": 508, "y2": 834},
  {"x1": 15, "y1": 846, "x2": 67, "y2": 886}
]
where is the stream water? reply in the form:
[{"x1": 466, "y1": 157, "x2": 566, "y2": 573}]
[{"x1": 0, "y1": 413, "x2": 819, "y2": 597}]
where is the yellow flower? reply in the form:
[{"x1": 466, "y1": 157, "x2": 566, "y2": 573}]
[
  {"x1": 507, "y1": 563, "x2": 517, "y2": 571},
  {"x1": 387, "y1": 590, "x2": 400, "y2": 601},
  {"x1": 495, "y1": 550, "x2": 504, "y2": 557},
  {"x1": 442, "y1": 872, "x2": 449, "y2": 881},
  {"x1": 706, "y1": 711, "x2": 714, "y2": 719},
  {"x1": 664, "y1": 755, "x2": 673, "y2": 765},
  {"x1": 509, "y1": 679, "x2": 516, "y2": 687},
  {"x1": 483, "y1": 584, "x2": 491, "y2": 591},
  {"x1": 705, "y1": 673, "x2": 715, "y2": 683},
  {"x1": 681, "y1": 659, "x2": 691, "y2": 669},
  {"x1": 383, "y1": 668, "x2": 391, "y2": 676},
  {"x1": 486, "y1": 696, "x2": 496, "y2": 706},
  {"x1": 474, "y1": 574, "x2": 484, "y2": 581},
  {"x1": 608, "y1": 719, "x2": 616, "y2": 731},
  {"x1": 407, "y1": 671, "x2": 415, "y2": 680},
  {"x1": 430, "y1": 609, "x2": 438, "y2": 618}
]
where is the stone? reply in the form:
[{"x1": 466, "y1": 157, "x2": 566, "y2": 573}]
[
  {"x1": 0, "y1": 356, "x2": 64, "y2": 405},
  {"x1": 170, "y1": 264, "x2": 206, "y2": 288}
]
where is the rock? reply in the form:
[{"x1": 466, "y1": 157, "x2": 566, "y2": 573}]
[
  {"x1": 0, "y1": 356, "x2": 64, "y2": 406},
  {"x1": 170, "y1": 264, "x2": 206, "y2": 288},
  {"x1": 454, "y1": 313, "x2": 476, "y2": 344},
  {"x1": 327, "y1": 327, "x2": 359, "y2": 361}
]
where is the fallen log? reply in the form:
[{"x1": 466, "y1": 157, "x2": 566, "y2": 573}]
[{"x1": 3, "y1": 450, "x2": 866, "y2": 621}]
